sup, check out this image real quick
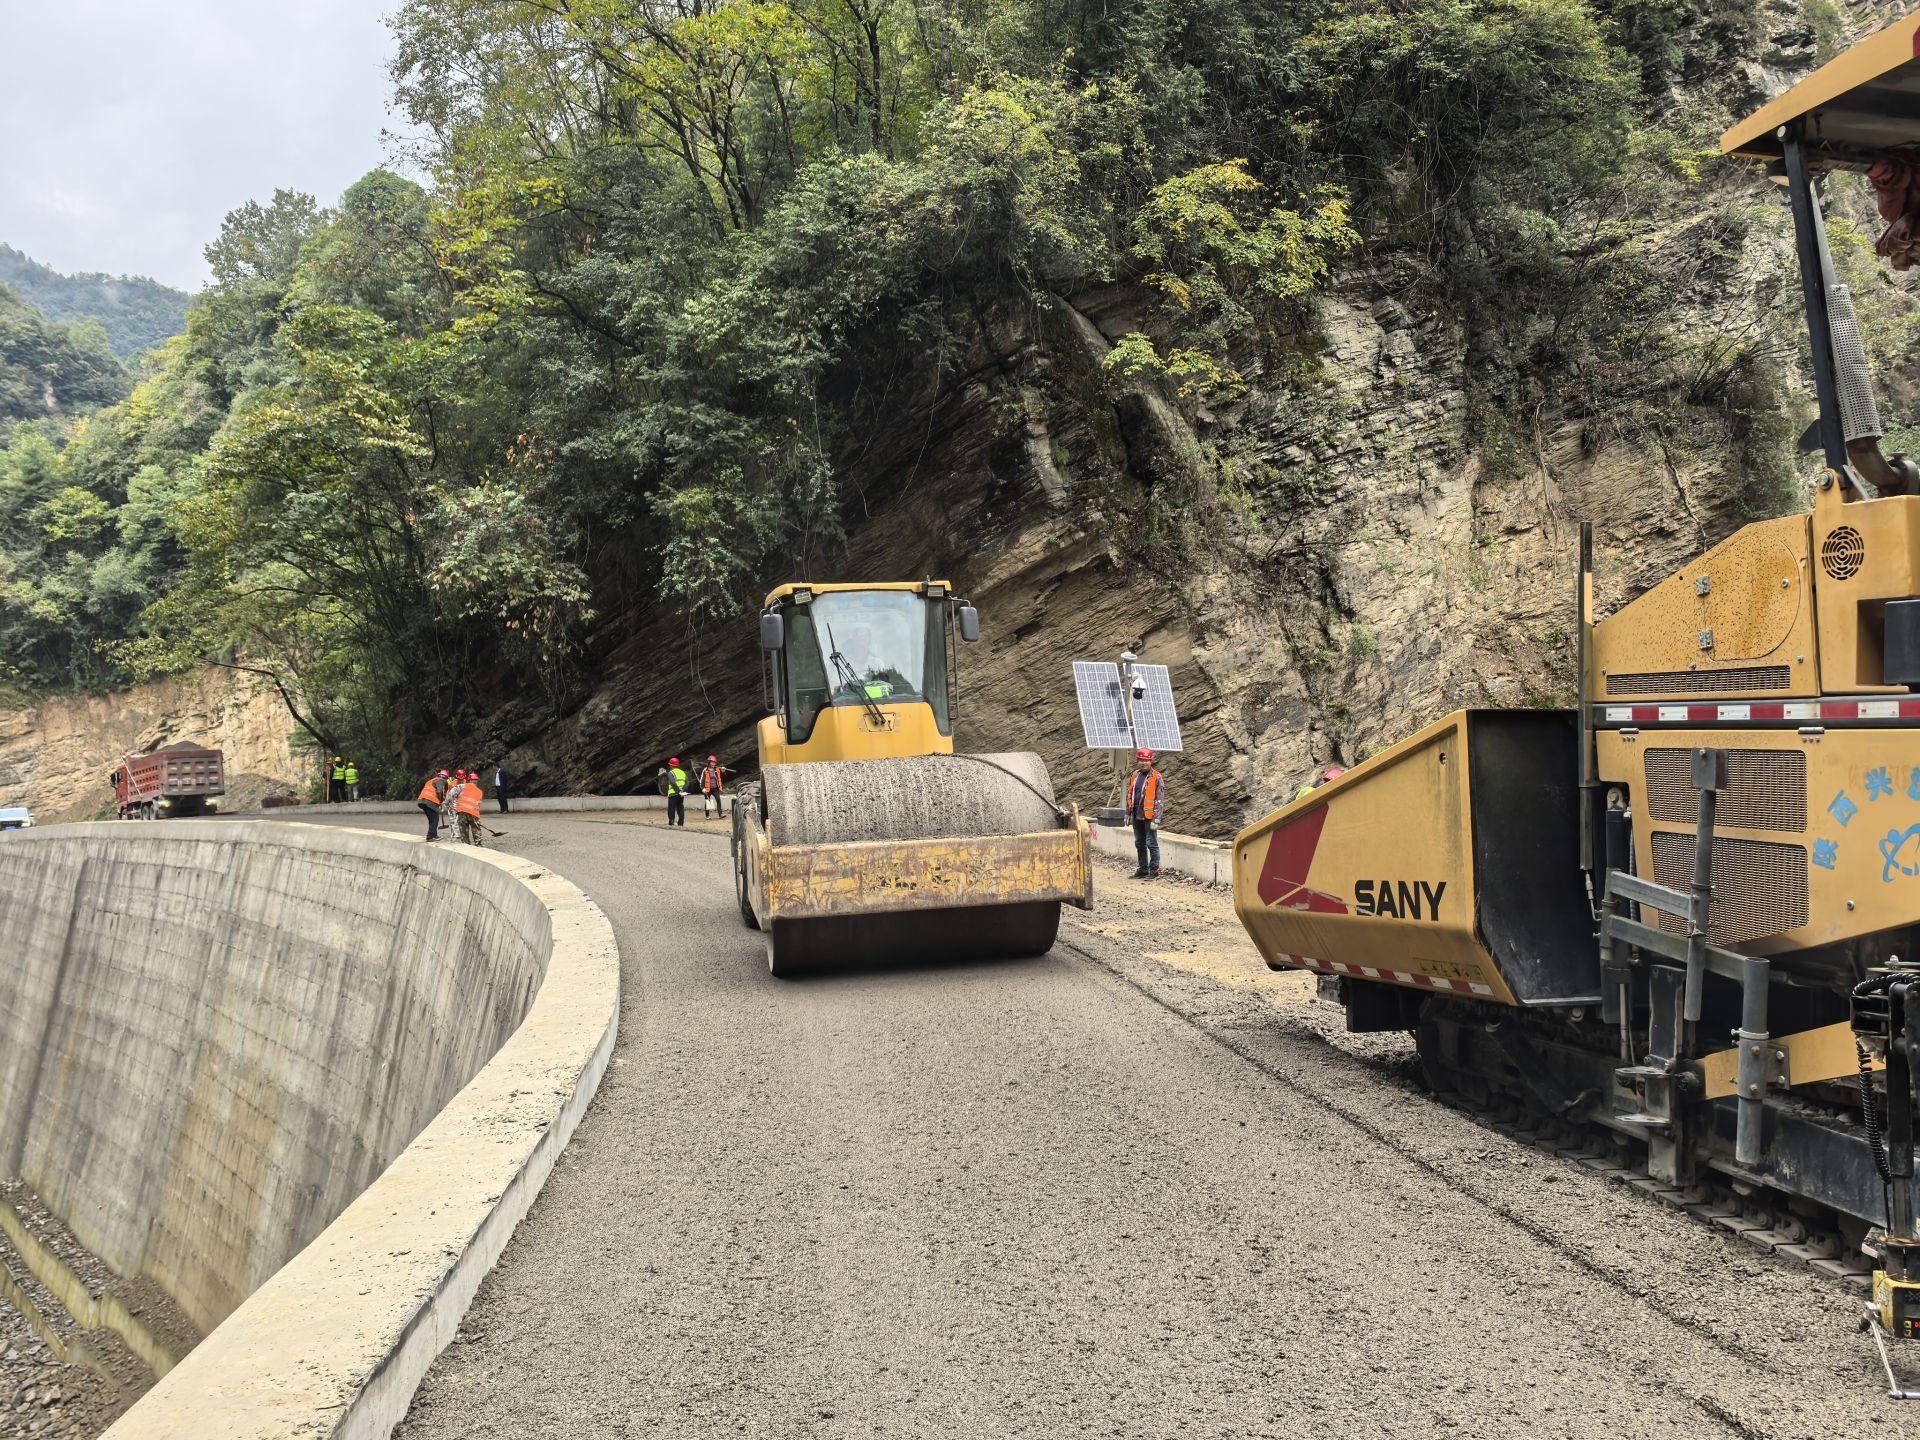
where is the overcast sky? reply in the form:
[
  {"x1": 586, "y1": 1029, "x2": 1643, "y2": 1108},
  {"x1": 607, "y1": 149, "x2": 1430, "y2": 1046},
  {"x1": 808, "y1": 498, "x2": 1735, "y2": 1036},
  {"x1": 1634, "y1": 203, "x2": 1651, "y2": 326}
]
[{"x1": 0, "y1": 1, "x2": 411, "y2": 293}]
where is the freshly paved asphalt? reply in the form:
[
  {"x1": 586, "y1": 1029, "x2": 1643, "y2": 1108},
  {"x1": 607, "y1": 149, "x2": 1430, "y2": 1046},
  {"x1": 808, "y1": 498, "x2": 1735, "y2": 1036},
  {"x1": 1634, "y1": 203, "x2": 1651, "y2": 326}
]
[{"x1": 291, "y1": 813, "x2": 1890, "y2": 1439}]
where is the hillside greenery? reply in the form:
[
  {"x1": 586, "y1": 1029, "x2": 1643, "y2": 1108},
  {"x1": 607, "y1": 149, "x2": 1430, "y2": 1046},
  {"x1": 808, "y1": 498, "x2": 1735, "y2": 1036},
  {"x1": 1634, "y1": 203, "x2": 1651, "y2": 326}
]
[
  {"x1": 0, "y1": 245, "x2": 192, "y2": 361},
  {"x1": 0, "y1": 0, "x2": 1849, "y2": 781},
  {"x1": 0, "y1": 282, "x2": 127, "y2": 428}
]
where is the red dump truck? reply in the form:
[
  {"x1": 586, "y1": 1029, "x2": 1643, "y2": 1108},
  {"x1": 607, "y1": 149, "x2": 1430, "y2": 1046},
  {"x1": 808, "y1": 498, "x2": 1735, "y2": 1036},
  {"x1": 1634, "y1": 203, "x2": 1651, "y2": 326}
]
[{"x1": 112, "y1": 745, "x2": 225, "y2": 819}]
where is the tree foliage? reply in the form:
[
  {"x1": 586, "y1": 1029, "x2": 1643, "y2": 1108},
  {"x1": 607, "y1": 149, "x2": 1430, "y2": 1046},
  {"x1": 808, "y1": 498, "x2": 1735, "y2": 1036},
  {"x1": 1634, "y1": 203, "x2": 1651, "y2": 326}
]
[
  {"x1": 0, "y1": 283, "x2": 127, "y2": 428},
  {"x1": 0, "y1": 0, "x2": 1806, "y2": 772}
]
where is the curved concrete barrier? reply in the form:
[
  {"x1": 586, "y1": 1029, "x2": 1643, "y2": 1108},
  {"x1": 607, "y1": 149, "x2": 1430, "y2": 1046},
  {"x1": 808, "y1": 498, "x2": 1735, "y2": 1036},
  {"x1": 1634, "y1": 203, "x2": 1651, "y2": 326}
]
[
  {"x1": 1089, "y1": 821, "x2": 1231, "y2": 884},
  {"x1": 249, "y1": 795, "x2": 671, "y2": 816},
  {"x1": 0, "y1": 821, "x2": 619, "y2": 1438}
]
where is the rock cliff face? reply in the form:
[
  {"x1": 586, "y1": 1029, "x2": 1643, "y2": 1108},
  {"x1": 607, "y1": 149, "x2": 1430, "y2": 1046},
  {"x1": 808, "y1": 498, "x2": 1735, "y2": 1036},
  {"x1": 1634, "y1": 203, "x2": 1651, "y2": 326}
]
[
  {"x1": 503, "y1": 0, "x2": 1917, "y2": 834},
  {"x1": 504, "y1": 270, "x2": 1762, "y2": 831},
  {"x1": 0, "y1": 669, "x2": 309, "y2": 824}
]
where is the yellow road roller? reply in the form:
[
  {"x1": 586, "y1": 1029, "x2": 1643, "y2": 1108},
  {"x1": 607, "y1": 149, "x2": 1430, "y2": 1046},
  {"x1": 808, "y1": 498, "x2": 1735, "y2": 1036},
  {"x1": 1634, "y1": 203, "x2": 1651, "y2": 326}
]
[
  {"x1": 1234, "y1": 15, "x2": 1920, "y2": 1389},
  {"x1": 731, "y1": 580, "x2": 1092, "y2": 978}
]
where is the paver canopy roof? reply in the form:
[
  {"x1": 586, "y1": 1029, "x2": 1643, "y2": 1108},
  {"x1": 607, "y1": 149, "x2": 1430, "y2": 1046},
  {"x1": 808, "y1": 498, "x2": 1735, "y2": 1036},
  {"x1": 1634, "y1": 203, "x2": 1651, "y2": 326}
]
[{"x1": 1723, "y1": 11, "x2": 1920, "y2": 163}]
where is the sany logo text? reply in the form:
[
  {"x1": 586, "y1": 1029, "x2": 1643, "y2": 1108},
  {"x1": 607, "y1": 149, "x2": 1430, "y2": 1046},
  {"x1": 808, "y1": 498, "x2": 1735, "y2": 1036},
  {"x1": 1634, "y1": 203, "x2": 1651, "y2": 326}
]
[{"x1": 1353, "y1": 879, "x2": 1447, "y2": 920}]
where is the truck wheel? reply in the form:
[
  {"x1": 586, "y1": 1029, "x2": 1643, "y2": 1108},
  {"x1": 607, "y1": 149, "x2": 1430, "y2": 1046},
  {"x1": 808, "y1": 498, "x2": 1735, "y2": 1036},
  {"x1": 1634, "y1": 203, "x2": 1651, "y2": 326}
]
[{"x1": 732, "y1": 798, "x2": 760, "y2": 930}]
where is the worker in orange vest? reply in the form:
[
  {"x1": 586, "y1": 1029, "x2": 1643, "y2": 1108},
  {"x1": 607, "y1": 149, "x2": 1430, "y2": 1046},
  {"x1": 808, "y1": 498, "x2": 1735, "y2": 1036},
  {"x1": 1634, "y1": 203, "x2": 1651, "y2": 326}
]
[
  {"x1": 444, "y1": 769, "x2": 470, "y2": 833},
  {"x1": 700, "y1": 755, "x2": 725, "y2": 817},
  {"x1": 417, "y1": 769, "x2": 451, "y2": 842},
  {"x1": 454, "y1": 771, "x2": 486, "y2": 845},
  {"x1": 1125, "y1": 747, "x2": 1165, "y2": 880}
]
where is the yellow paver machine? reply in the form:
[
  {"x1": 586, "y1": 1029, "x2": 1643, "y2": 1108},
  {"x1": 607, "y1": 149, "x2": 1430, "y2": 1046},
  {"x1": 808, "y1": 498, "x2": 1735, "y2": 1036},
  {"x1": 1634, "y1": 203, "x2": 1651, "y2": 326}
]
[
  {"x1": 1234, "y1": 14, "x2": 1920, "y2": 1393},
  {"x1": 731, "y1": 581, "x2": 1092, "y2": 978}
]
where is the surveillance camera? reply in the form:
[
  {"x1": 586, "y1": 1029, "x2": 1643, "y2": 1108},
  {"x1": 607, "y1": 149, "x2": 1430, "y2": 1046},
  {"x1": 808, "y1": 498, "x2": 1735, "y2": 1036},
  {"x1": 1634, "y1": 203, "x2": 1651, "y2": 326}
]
[{"x1": 1131, "y1": 677, "x2": 1146, "y2": 699}]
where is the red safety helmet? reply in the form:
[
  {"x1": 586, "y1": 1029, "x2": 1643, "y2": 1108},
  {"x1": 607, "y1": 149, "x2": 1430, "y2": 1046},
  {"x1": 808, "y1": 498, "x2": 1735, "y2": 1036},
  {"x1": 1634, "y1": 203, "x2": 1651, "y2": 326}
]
[
  {"x1": 1323, "y1": 767, "x2": 1347, "y2": 782},
  {"x1": 437, "y1": 769, "x2": 449, "y2": 778},
  {"x1": 670, "y1": 756, "x2": 681, "y2": 766},
  {"x1": 1135, "y1": 748, "x2": 1154, "y2": 761},
  {"x1": 708, "y1": 754, "x2": 718, "y2": 763}
]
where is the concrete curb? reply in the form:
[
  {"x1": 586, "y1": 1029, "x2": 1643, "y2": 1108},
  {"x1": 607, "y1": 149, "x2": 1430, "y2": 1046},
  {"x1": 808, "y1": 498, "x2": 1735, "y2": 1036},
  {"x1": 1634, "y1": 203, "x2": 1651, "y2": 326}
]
[
  {"x1": 1089, "y1": 820, "x2": 1232, "y2": 886},
  {"x1": 244, "y1": 794, "x2": 671, "y2": 816},
  {"x1": 96, "y1": 824, "x2": 622, "y2": 1440}
]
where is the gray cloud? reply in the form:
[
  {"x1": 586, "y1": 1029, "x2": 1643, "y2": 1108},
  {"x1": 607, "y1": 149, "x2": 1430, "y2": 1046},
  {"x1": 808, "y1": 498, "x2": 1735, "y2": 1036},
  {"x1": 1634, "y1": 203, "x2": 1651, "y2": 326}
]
[{"x1": 0, "y1": 0, "x2": 410, "y2": 292}]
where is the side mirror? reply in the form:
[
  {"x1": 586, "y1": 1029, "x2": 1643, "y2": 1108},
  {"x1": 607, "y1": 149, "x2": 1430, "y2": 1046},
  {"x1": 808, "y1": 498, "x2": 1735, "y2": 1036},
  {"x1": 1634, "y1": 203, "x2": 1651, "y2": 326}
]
[
  {"x1": 958, "y1": 605, "x2": 980, "y2": 642},
  {"x1": 759, "y1": 613, "x2": 785, "y2": 651}
]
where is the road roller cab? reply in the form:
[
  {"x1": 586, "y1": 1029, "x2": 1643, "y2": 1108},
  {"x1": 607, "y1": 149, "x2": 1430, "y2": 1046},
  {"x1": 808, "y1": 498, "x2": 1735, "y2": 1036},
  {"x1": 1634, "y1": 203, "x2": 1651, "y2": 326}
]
[
  {"x1": 733, "y1": 580, "x2": 1093, "y2": 978},
  {"x1": 754, "y1": 581, "x2": 973, "y2": 767}
]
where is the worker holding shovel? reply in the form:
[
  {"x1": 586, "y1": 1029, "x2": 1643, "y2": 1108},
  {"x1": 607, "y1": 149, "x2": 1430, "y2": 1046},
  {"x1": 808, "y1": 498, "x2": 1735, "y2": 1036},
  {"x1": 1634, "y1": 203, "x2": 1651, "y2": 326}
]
[
  {"x1": 417, "y1": 769, "x2": 451, "y2": 841},
  {"x1": 454, "y1": 772, "x2": 486, "y2": 845}
]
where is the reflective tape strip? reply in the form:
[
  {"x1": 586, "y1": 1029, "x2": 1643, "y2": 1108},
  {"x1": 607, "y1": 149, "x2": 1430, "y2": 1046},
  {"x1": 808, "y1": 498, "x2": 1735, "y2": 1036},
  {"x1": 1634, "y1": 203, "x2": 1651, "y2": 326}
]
[
  {"x1": 1273, "y1": 952, "x2": 1495, "y2": 997},
  {"x1": 1593, "y1": 696, "x2": 1920, "y2": 726}
]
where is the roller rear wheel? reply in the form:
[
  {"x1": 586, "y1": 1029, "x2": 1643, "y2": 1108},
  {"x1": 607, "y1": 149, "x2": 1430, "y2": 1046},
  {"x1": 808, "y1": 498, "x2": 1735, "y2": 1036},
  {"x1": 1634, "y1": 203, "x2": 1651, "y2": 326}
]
[
  {"x1": 766, "y1": 901, "x2": 1061, "y2": 980},
  {"x1": 731, "y1": 794, "x2": 761, "y2": 931}
]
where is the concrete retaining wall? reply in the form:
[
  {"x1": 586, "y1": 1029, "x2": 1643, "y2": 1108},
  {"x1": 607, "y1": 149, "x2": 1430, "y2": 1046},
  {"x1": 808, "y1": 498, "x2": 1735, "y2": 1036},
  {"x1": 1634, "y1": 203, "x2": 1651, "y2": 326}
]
[
  {"x1": 0, "y1": 821, "x2": 620, "y2": 1438},
  {"x1": 1089, "y1": 821, "x2": 1232, "y2": 885},
  {"x1": 268, "y1": 795, "x2": 669, "y2": 816}
]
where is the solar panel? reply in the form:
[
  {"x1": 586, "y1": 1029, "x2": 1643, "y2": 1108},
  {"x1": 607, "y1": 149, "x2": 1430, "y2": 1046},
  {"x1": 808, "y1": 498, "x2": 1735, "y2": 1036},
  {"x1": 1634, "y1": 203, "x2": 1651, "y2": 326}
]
[
  {"x1": 1072, "y1": 660, "x2": 1184, "y2": 751},
  {"x1": 1073, "y1": 661, "x2": 1134, "y2": 748},
  {"x1": 1129, "y1": 663, "x2": 1184, "y2": 752}
]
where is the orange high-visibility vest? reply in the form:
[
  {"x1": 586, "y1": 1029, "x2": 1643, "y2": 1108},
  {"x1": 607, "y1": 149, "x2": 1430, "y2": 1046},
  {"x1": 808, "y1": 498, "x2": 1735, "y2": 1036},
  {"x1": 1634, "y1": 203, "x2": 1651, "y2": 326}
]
[
  {"x1": 701, "y1": 764, "x2": 723, "y2": 794},
  {"x1": 454, "y1": 782, "x2": 483, "y2": 818},
  {"x1": 418, "y1": 776, "x2": 446, "y2": 805},
  {"x1": 1125, "y1": 769, "x2": 1163, "y2": 822}
]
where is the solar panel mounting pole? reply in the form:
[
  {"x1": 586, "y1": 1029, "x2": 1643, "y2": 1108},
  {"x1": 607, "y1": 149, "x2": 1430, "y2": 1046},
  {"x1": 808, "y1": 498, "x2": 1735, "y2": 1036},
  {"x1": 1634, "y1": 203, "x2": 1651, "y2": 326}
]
[{"x1": 1112, "y1": 649, "x2": 1136, "y2": 816}]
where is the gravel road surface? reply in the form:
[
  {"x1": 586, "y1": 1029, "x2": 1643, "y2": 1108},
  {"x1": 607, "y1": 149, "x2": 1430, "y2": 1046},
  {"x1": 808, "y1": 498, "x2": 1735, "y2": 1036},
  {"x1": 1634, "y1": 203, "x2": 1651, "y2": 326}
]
[{"x1": 290, "y1": 813, "x2": 1896, "y2": 1438}]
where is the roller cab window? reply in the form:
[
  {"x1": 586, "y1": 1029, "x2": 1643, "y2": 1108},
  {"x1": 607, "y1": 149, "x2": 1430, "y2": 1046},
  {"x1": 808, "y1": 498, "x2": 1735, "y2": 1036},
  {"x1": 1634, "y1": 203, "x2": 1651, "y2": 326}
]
[{"x1": 780, "y1": 590, "x2": 944, "y2": 743}]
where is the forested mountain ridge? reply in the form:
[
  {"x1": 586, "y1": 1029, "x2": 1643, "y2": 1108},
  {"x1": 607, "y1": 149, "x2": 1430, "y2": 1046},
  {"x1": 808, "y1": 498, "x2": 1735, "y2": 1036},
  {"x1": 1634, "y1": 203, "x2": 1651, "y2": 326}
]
[
  {"x1": 0, "y1": 245, "x2": 191, "y2": 361},
  {"x1": 4, "y1": 0, "x2": 1916, "y2": 815},
  {"x1": 0, "y1": 281, "x2": 126, "y2": 428}
]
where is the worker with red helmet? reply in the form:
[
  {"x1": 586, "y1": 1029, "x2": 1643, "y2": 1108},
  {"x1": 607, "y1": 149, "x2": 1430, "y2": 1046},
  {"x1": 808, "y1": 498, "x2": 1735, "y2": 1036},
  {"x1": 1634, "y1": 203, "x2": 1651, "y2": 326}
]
[
  {"x1": 453, "y1": 769, "x2": 486, "y2": 844},
  {"x1": 1125, "y1": 747, "x2": 1166, "y2": 880},
  {"x1": 699, "y1": 755, "x2": 725, "y2": 817},
  {"x1": 442, "y1": 770, "x2": 468, "y2": 832},
  {"x1": 663, "y1": 756, "x2": 690, "y2": 827},
  {"x1": 416, "y1": 768, "x2": 452, "y2": 842},
  {"x1": 1294, "y1": 766, "x2": 1348, "y2": 802}
]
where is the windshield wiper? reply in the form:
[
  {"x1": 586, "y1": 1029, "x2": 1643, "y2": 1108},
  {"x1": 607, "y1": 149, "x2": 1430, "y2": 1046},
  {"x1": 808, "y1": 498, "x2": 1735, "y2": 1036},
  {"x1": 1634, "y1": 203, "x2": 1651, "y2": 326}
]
[{"x1": 825, "y1": 622, "x2": 888, "y2": 725}]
